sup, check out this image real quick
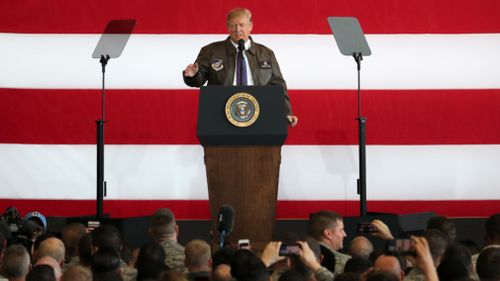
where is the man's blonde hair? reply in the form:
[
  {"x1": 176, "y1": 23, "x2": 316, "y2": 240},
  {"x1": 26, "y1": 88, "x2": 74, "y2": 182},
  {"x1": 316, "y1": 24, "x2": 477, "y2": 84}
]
[{"x1": 226, "y1": 8, "x2": 252, "y2": 25}]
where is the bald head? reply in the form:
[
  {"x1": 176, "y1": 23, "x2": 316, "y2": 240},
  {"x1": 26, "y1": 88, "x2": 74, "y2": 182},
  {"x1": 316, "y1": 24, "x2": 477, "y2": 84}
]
[
  {"x1": 36, "y1": 256, "x2": 63, "y2": 280},
  {"x1": 349, "y1": 236, "x2": 374, "y2": 259},
  {"x1": 36, "y1": 237, "x2": 65, "y2": 264},
  {"x1": 374, "y1": 255, "x2": 404, "y2": 281}
]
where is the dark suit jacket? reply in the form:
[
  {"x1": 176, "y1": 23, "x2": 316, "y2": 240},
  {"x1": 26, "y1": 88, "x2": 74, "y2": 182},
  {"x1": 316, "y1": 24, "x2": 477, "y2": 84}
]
[{"x1": 183, "y1": 37, "x2": 293, "y2": 115}]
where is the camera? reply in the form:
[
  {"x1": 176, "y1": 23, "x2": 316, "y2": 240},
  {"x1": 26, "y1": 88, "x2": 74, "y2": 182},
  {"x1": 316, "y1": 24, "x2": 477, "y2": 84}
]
[
  {"x1": 385, "y1": 239, "x2": 416, "y2": 256},
  {"x1": 1, "y1": 207, "x2": 23, "y2": 233},
  {"x1": 279, "y1": 243, "x2": 300, "y2": 256},
  {"x1": 357, "y1": 222, "x2": 378, "y2": 233}
]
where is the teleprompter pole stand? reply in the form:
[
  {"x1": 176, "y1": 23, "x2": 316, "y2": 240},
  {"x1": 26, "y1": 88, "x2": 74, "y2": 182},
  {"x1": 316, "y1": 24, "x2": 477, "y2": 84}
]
[
  {"x1": 96, "y1": 54, "x2": 110, "y2": 219},
  {"x1": 354, "y1": 52, "x2": 367, "y2": 217},
  {"x1": 328, "y1": 17, "x2": 371, "y2": 217},
  {"x1": 92, "y1": 19, "x2": 136, "y2": 219}
]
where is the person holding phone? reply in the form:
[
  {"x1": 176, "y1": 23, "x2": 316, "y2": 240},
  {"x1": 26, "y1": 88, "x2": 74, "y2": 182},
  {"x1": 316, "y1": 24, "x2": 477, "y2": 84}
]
[{"x1": 260, "y1": 240, "x2": 334, "y2": 281}]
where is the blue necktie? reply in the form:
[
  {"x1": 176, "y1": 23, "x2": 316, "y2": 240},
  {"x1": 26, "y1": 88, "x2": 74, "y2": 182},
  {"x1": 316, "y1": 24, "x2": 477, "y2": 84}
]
[{"x1": 237, "y1": 41, "x2": 247, "y2": 86}]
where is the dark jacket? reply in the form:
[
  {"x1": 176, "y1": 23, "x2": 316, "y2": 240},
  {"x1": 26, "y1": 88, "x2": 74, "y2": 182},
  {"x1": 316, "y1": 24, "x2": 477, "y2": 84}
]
[{"x1": 183, "y1": 37, "x2": 293, "y2": 115}]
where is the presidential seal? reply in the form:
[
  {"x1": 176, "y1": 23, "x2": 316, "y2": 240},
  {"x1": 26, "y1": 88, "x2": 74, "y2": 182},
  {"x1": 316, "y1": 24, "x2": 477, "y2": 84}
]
[{"x1": 225, "y1": 93, "x2": 260, "y2": 127}]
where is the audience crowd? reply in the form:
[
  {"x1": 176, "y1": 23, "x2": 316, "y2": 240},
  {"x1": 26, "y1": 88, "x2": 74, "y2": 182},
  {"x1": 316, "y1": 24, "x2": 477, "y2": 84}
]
[{"x1": 0, "y1": 207, "x2": 498, "y2": 281}]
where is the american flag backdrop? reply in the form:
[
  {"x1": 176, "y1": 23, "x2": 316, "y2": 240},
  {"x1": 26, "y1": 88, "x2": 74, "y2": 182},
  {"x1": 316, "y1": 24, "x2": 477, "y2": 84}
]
[{"x1": 1, "y1": 0, "x2": 499, "y2": 219}]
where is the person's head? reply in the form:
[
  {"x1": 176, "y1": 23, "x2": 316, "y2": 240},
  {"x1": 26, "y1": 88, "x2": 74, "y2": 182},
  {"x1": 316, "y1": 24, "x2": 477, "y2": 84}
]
[
  {"x1": 443, "y1": 243, "x2": 472, "y2": 275},
  {"x1": 135, "y1": 241, "x2": 168, "y2": 281},
  {"x1": 459, "y1": 239, "x2": 481, "y2": 256},
  {"x1": 34, "y1": 232, "x2": 56, "y2": 254},
  {"x1": 93, "y1": 271, "x2": 123, "y2": 281},
  {"x1": 365, "y1": 269, "x2": 400, "y2": 281},
  {"x1": 226, "y1": 8, "x2": 253, "y2": 43},
  {"x1": 91, "y1": 224, "x2": 122, "y2": 255},
  {"x1": 150, "y1": 208, "x2": 178, "y2": 241},
  {"x1": 212, "y1": 246, "x2": 236, "y2": 269},
  {"x1": 344, "y1": 257, "x2": 372, "y2": 274},
  {"x1": 231, "y1": 249, "x2": 269, "y2": 281},
  {"x1": 184, "y1": 239, "x2": 212, "y2": 272},
  {"x1": 91, "y1": 246, "x2": 121, "y2": 274},
  {"x1": 23, "y1": 211, "x2": 47, "y2": 234},
  {"x1": 36, "y1": 237, "x2": 66, "y2": 265},
  {"x1": 424, "y1": 229, "x2": 449, "y2": 267},
  {"x1": 308, "y1": 210, "x2": 346, "y2": 250},
  {"x1": 287, "y1": 236, "x2": 321, "y2": 278},
  {"x1": 212, "y1": 247, "x2": 236, "y2": 281},
  {"x1": 427, "y1": 216, "x2": 457, "y2": 243},
  {"x1": 278, "y1": 270, "x2": 308, "y2": 281},
  {"x1": 62, "y1": 265, "x2": 92, "y2": 281},
  {"x1": 436, "y1": 259, "x2": 469, "y2": 281},
  {"x1": 78, "y1": 233, "x2": 93, "y2": 267},
  {"x1": 349, "y1": 236, "x2": 374, "y2": 259},
  {"x1": 158, "y1": 270, "x2": 188, "y2": 281},
  {"x1": 334, "y1": 272, "x2": 362, "y2": 281},
  {"x1": 91, "y1": 246, "x2": 122, "y2": 281},
  {"x1": 27, "y1": 264, "x2": 56, "y2": 281},
  {"x1": 484, "y1": 213, "x2": 500, "y2": 246},
  {"x1": 374, "y1": 255, "x2": 404, "y2": 281},
  {"x1": 61, "y1": 222, "x2": 87, "y2": 260},
  {"x1": 1, "y1": 244, "x2": 31, "y2": 279},
  {"x1": 35, "y1": 256, "x2": 63, "y2": 281},
  {"x1": 476, "y1": 247, "x2": 500, "y2": 281}
]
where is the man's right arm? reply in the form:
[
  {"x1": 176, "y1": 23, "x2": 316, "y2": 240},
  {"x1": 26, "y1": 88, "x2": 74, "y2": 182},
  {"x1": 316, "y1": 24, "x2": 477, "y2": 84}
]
[{"x1": 183, "y1": 46, "x2": 210, "y2": 87}]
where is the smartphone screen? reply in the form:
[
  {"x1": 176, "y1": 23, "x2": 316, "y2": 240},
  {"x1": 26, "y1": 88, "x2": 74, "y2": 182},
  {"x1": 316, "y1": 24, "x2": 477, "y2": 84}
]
[
  {"x1": 357, "y1": 222, "x2": 378, "y2": 233},
  {"x1": 386, "y1": 239, "x2": 416, "y2": 256},
  {"x1": 279, "y1": 243, "x2": 300, "y2": 256}
]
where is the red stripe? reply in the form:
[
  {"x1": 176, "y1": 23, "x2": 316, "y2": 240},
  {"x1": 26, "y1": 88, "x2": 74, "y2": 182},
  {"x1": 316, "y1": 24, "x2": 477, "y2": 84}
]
[
  {"x1": 2, "y1": 88, "x2": 500, "y2": 145},
  {"x1": 1, "y1": 0, "x2": 500, "y2": 34},
  {"x1": 0, "y1": 199, "x2": 498, "y2": 219}
]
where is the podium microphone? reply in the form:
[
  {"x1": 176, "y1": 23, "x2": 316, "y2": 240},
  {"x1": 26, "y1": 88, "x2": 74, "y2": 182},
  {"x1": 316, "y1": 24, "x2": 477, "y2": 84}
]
[
  {"x1": 217, "y1": 204, "x2": 235, "y2": 248},
  {"x1": 237, "y1": 39, "x2": 245, "y2": 52}
]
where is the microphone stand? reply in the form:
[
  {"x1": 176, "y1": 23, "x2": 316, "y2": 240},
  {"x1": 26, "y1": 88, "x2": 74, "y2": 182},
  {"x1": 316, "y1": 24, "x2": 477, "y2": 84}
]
[{"x1": 219, "y1": 230, "x2": 227, "y2": 249}]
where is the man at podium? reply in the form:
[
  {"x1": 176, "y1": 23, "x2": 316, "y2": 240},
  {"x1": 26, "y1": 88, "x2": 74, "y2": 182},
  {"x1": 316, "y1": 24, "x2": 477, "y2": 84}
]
[{"x1": 182, "y1": 8, "x2": 298, "y2": 127}]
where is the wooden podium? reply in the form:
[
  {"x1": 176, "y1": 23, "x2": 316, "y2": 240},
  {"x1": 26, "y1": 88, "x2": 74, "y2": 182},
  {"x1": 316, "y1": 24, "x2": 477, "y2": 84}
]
[{"x1": 197, "y1": 86, "x2": 288, "y2": 246}]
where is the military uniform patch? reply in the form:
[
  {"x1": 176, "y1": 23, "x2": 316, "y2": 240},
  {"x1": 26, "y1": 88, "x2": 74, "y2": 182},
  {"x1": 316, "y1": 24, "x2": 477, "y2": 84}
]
[
  {"x1": 211, "y1": 58, "x2": 224, "y2": 71},
  {"x1": 259, "y1": 60, "x2": 272, "y2": 69}
]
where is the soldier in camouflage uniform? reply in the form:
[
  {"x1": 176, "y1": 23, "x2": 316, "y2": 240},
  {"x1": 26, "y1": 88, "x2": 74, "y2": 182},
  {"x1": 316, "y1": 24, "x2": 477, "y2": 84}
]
[
  {"x1": 150, "y1": 208, "x2": 187, "y2": 273},
  {"x1": 308, "y1": 211, "x2": 351, "y2": 275}
]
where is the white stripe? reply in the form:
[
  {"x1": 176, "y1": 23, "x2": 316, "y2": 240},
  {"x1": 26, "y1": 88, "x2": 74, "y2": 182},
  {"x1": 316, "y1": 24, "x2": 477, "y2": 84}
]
[
  {"x1": 1, "y1": 144, "x2": 499, "y2": 200},
  {"x1": 1, "y1": 33, "x2": 499, "y2": 90}
]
